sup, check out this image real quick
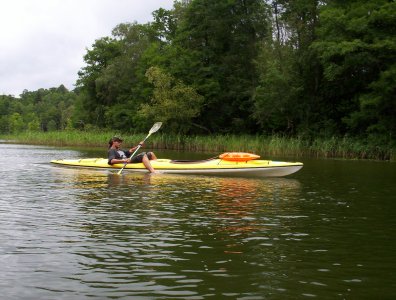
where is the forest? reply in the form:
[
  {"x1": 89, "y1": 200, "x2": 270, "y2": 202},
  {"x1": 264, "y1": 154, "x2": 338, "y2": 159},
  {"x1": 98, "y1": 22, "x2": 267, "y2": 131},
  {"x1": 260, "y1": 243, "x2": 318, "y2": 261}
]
[{"x1": 1, "y1": 0, "x2": 395, "y2": 152}]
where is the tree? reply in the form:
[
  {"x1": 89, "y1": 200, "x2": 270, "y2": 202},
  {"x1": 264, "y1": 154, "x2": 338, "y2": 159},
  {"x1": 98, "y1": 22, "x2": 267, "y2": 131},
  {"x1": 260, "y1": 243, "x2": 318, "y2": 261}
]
[
  {"x1": 254, "y1": 0, "x2": 323, "y2": 135},
  {"x1": 76, "y1": 37, "x2": 122, "y2": 127},
  {"x1": 253, "y1": 41, "x2": 302, "y2": 133},
  {"x1": 9, "y1": 113, "x2": 25, "y2": 133},
  {"x1": 140, "y1": 66, "x2": 204, "y2": 133},
  {"x1": 312, "y1": 0, "x2": 396, "y2": 141},
  {"x1": 169, "y1": 0, "x2": 270, "y2": 133},
  {"x1": 76, "y1": 22, "x2": 163, "y2": 130}
]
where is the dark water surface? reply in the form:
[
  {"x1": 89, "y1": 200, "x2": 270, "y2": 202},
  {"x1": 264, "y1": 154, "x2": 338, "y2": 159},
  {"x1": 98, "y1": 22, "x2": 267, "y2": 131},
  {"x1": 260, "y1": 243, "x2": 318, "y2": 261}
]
[{"x1": 0, "y1": 143, "x2": 395, "y2": 299}]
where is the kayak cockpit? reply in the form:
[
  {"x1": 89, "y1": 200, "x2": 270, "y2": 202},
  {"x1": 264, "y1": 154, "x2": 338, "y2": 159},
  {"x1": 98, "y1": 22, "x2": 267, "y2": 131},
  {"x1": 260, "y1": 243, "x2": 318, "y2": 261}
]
[{"x1": 169, "y1": 157, "x2": 218, "y2": 164}]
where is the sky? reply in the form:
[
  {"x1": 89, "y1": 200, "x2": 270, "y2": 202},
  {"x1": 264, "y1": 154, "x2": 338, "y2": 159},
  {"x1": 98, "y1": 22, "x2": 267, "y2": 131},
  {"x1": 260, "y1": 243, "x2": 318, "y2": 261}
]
[{"x1": 0, "y1": 0, "x2": 175, "y2": 97}]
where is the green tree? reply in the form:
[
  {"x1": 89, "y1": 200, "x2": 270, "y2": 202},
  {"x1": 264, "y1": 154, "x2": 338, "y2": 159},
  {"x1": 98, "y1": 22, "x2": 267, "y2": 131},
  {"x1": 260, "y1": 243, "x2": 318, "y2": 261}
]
[
  {"x1": 76, "y1": 23, "x2": 161, "y2": 130},
  {"x1": 254, "y1": 0, "x2": 325, "y2": 136},
  {"x1": 253, "y1": 41, "x2": 302, "y2": 133},
  {"x1": 169, "y1": 0, "x2": 270, "y2": 133},
  {"x1": 312, "y1": 0, "x2": 396, "y2": 141},
  {"x1": 27, "y1": 117, "x2": 40, "y2": 131},
  {"x1": 76, "y1": 37, "x2": 122, "y2": 127},
  {"x1": 140, "y1": 66, "x2": 204, "y2": 133},
  {"x1": 9, "y1": 112, "x2": 25, "y2": 133},
  {"x1": 16, "y1": 86, "x2": 76, "y2": 132}
]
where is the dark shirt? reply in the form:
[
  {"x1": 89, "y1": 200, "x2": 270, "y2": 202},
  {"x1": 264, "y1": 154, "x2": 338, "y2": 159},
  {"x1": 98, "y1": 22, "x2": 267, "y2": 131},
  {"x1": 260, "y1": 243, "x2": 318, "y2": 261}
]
[{"x1": 108, "y1": 148, "x2": 131, "y2": 165}]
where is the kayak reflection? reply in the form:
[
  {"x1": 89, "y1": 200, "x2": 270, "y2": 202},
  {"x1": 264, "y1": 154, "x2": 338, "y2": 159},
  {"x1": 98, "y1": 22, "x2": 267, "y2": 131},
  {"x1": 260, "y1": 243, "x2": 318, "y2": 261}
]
[
  {"x1": 50, "y1": 166, "x2": 303, "y2": 260},
  {"x1": 50, "y1": 167, "x2": 301, "y2": 235},
  {"x1": 50, "y1": 166, "x2": 301, "y2": 199}
]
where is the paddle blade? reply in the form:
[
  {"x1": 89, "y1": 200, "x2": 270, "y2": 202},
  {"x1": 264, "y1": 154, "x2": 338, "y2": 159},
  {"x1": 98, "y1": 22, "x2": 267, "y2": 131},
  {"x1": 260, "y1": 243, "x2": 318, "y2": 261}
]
[{"x1": 149, "y1": 122, "x2": 162, "y2": 134}]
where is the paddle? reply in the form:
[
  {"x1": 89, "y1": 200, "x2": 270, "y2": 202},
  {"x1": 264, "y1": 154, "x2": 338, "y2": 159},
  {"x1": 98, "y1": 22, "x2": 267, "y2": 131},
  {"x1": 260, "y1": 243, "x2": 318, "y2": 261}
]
[{"x1": 117, "y1": 122, "x2": 162, "y2": 175}]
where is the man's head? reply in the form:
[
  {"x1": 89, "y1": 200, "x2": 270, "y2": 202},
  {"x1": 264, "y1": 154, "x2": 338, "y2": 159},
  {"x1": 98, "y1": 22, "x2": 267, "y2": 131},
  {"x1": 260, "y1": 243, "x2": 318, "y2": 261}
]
[{"x1": 108, "y1": 136, "x2": 123, "y2": 148}]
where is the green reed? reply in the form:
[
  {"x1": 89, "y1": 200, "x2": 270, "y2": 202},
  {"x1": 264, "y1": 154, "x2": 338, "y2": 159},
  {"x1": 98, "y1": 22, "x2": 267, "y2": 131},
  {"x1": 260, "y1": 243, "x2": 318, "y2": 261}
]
[{"x1": 1, "y1": 130, "x2": 394, "y2": 161}]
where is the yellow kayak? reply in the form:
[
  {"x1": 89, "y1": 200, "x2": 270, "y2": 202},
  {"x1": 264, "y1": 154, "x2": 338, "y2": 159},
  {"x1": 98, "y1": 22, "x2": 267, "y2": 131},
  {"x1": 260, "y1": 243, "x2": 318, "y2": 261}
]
[{"x1": 51, "y1": 157, "x2": 303, "y2": 177}]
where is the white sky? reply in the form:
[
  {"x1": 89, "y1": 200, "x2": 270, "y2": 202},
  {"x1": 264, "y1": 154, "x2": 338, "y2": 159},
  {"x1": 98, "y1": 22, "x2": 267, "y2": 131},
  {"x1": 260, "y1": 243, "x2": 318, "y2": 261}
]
[{"x1": 0, "y1": 0, "x2": 175, "y2": 97}]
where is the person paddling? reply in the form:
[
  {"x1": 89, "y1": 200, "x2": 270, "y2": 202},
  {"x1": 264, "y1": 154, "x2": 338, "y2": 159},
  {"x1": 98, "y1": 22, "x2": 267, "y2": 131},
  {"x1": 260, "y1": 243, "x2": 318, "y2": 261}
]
[{"x1": 108, "y1": 136, "x2": 157, "y2": 173}]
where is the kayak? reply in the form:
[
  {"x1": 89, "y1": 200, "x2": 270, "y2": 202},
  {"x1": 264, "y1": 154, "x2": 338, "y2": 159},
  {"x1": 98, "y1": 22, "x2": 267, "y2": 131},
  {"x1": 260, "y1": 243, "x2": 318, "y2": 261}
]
[{"x1": 50, "y1": 156, "x2": 303, "y2": 177}]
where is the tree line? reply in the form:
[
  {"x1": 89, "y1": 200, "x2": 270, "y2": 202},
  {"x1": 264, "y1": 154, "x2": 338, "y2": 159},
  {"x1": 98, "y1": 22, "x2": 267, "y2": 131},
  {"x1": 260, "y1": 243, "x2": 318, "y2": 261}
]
[{"x1": 1, "y1": 0, "x2": 395, "y2": 148}]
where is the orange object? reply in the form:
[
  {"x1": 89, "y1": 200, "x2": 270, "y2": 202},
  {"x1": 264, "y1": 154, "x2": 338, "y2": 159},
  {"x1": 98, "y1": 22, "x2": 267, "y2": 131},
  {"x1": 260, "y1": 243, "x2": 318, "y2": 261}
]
[{"x1": 219, "y1": 152, "x2": 260, "y2": 162}]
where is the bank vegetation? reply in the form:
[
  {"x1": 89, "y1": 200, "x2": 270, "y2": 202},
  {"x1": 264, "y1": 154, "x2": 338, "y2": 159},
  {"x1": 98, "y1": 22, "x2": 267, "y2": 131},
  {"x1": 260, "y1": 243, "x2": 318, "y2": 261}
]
[{"x1": 2, "y1": 131, "x2": 393, "y2": 161}]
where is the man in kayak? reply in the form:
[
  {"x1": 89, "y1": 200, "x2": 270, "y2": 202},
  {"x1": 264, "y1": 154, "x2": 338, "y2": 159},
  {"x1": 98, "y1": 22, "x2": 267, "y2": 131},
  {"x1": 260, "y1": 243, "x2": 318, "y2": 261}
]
[{"x1": 108, "y1": 136, "x2": 158, "y2": 173}]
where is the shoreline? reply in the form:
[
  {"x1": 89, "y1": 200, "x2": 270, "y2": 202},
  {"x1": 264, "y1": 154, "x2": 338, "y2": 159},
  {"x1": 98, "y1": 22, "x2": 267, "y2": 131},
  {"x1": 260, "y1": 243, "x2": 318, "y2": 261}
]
[{"x1": 1, "y1": 131, "x2": 394, "y2": 161}]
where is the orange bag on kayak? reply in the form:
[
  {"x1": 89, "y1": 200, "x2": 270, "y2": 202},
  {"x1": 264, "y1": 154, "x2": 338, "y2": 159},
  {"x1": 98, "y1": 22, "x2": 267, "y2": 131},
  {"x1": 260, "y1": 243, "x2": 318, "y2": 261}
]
[{"x1": 219, "y1": 152, "x2": 260, "y2": 162}]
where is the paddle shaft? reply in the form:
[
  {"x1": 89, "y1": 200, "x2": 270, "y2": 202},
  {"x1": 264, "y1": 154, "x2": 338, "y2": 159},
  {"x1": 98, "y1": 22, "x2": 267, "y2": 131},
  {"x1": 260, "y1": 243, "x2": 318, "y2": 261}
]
[{"x1": 128, "y1": 133, "x2": 151, "y2": 159}]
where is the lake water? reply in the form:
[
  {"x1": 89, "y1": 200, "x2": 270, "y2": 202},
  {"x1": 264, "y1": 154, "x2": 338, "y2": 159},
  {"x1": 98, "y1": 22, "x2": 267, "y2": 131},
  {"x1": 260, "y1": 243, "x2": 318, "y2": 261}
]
[{"x1": 0, "y1": 143, "x2": 395, "y2": 299}]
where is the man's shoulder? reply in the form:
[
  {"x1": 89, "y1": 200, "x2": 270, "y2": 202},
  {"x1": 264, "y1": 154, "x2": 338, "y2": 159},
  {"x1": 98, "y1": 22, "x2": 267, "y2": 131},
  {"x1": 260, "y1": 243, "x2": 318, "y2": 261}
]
[{"x1": 108, "y1": 148, "x2": 119, "y2": 157}]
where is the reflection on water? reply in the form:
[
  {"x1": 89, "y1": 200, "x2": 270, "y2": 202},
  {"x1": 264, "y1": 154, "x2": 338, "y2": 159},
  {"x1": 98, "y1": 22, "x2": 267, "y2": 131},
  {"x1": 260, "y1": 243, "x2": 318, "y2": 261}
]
[
  {"x1": 44, "y1": 167, "x2": 304, "y2": 298},
  {"x1": 1, "y1": 144, "x2": 395, "y2": 299},
  {"x1": 51, "y1": 167, "x2": 302, "y2": 242}
]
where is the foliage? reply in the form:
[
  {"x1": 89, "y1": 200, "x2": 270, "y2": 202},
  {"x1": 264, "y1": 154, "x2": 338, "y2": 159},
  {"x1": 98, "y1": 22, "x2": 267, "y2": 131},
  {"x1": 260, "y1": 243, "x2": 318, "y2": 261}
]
[
  {"x1": 169, "y1": 0, "x2": 271, "y2": 133},
  {"x1": 253, "y1": 41, "x2": 302, "y2": 134},
  {"x1": 1, "y1": 0, "x2": 394, "y2": 158},
  {"x1": 140, "y1": 66, "x2": 204, "y2": 133},
  {"x1": 0, "y1": 86, "x2": 75, "y2": 133},
  {"x1": 312, "y1": 0, "x2": 396, "y2": 143}
]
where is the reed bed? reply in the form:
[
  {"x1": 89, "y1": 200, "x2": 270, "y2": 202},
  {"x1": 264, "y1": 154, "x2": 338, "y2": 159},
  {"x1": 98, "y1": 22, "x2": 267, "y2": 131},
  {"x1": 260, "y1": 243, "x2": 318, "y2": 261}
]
[{"x1": 1, "y1": 131, "x2": 394, "y2": 161}]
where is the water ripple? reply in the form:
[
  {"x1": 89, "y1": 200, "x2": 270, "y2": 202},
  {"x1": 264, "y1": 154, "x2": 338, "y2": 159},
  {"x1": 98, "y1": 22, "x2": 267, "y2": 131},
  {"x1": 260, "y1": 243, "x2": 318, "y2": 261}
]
[{"x1": 1, "y1": 145, "x2": 395, "y2": 299}]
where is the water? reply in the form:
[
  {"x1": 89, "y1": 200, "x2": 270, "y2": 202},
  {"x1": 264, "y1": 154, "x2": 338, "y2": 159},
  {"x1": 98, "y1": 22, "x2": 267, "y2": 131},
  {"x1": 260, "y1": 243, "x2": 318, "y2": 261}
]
[{"x1": 0, "y1": 143, "x2": 395, "y2": 299}]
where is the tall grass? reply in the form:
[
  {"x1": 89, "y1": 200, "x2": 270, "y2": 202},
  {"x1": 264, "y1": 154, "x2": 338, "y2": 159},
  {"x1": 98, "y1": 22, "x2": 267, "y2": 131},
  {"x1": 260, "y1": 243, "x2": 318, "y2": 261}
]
[
  {"x1": 1, "y1": 131, "x2": 113, "y2": 147},
  {"x1": 1, "y1": 130, "x2": 394, "y2": 160}
]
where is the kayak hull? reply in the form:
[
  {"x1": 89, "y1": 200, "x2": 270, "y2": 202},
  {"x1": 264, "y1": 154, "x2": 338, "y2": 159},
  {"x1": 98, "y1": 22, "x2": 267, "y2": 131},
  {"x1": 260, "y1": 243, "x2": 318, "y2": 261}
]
[{"x1": 50, "y1": 158, "x2": 303, "y2": 177}]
